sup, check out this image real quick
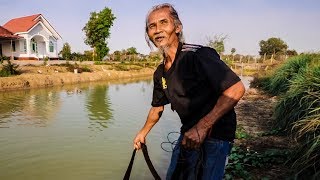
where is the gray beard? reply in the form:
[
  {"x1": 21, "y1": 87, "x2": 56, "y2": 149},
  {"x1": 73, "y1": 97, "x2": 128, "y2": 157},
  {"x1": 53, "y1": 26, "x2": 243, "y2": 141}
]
[{"x1": 158, "y1": 45, "x2": 170, "y2": 58}]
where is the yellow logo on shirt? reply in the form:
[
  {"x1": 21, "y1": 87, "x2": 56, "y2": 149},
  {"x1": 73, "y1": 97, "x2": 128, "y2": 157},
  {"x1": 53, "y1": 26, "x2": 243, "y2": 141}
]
[{"x1": 161, "y1": 77, "x2": 167, "y2": 89}]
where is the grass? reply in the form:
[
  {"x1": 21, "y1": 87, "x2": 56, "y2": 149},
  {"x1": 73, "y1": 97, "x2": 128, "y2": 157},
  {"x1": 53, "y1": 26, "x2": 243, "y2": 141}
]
[
  {"x1": 252, "y1": 53, "x2": 320, "y2": 178},
  {"x1": 274, "y1": 64, "x2": 320, "y2": 130},
  {"x1": 260, "y1": 54, "x2": 318, "y2": 96},
  {"x1": 288, "y1": 65, "x2": 320, "y2": 178}
]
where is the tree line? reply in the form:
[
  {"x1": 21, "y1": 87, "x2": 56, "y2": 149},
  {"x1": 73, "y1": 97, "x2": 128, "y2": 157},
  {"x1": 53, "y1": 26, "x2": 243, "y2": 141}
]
[{"x1": 59, "y1": 7, "x2": 299, "y2": 62}]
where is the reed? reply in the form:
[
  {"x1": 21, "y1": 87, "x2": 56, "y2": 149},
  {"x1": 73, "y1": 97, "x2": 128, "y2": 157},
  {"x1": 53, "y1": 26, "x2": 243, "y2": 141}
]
[
  {"x1": 266, "y1": 54, "x2": 317, "y2": 95},
  {"x1": 253, "y1": 54, "x2": 320, "y2": 177},
  {"x1": 274, "y1": 61, "x2": 320, "y2": 177}
]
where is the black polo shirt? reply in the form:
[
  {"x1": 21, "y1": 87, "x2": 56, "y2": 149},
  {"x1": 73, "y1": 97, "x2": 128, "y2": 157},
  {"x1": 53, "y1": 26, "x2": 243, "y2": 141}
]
[{"x1": 151, "y1": 43, "x2": 241, "y2": 141}]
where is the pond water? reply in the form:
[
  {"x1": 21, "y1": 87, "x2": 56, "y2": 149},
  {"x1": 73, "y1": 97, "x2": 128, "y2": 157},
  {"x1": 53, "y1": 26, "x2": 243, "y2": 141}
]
[{"x1": 0, "y1": 76, "x2": 252, "y2": 180}]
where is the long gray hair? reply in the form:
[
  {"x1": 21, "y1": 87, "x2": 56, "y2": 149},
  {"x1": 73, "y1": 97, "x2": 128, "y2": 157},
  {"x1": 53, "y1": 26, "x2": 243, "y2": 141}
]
[{"x1": 145, "y1": 3, "x2": 184, "y2": 50}]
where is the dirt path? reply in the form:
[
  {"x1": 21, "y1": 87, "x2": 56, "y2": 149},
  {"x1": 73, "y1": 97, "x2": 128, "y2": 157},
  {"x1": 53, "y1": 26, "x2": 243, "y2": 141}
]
[{"x1": 234, "y1": 88, "x2": 295, "y2": 179}]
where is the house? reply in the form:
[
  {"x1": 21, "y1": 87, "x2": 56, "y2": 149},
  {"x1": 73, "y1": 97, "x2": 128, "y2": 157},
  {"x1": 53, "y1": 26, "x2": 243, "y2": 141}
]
[{"x1": 0, "y1": 14, "x2": 62, "y2": 60}]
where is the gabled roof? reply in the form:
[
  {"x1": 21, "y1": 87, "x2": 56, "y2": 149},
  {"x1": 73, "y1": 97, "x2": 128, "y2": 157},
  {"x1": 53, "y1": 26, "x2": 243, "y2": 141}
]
[
  {"x1": 3, "y1": 14, "x2": 41, "y2": 33},
  {"x1": 0, "y1": 26, "x2": 21, "y2": 40},
  {"x1": 3, "y1": 14, "x2": 62, "y2": 40}
]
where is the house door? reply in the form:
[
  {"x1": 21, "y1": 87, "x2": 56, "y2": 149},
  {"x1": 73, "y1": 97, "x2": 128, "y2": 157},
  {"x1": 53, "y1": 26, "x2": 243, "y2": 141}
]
[
  {"x1": 31, "y1": 38, "x2": 38, "y2": 54},
  {"x1": 0, "y1": 44, "x2": 2, "y2": 57}
]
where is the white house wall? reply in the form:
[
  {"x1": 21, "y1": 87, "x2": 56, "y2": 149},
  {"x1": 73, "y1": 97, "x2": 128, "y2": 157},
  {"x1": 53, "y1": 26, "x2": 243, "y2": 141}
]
[
  {"x1": 1, "y1": 41, "x2": 13, "y2": 56},
  {"x1": 1, "y1": 40, "x2": 24, "y2": 57},
  {"x1": 27, "y1": 23, "x2": 58, "y2": 58},
  {"x1": 28, "y1": 23, "x2": 51, "y2": 40}
]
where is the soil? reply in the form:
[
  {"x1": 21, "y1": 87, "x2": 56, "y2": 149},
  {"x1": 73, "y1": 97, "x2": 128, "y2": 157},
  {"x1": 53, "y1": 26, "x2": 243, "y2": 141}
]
[{"x1": 234, "y1": 88, "x2": 296, "y2": 179}]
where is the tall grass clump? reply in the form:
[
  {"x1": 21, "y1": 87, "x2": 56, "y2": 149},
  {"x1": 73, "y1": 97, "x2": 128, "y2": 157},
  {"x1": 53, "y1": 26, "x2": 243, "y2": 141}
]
[
  {"x1": 287, "y1": 65, "x2": 320, "y2": 178},
  {"x1": 273, "y1": 55, "x2": 320, "y2": 129},
  {"x1": 263, "y1": 54, "x2": 316, "y2": 96},
  {"x1": 270, "y1": 54, "x2": 320, "y2": 178},
  {"x1": 253, "y1": 54, "x2": 320, "y2": 177}
]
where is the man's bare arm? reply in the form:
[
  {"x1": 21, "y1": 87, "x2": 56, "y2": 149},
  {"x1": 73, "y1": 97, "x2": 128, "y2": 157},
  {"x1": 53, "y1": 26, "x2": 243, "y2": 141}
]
[
  {"x1": 182, "y1": 81, "x2": 245, "y2": 149},
  {"x1": 133, "y1": 106, "x2": 164, "y2": 150}
]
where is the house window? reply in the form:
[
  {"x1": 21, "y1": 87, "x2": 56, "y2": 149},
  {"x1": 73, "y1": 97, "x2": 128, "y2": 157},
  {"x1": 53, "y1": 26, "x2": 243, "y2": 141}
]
[
  {"x1": 24, "y1": 40, "x2": 27, "y2": 53},
  {"x1": 49, "y1": 41, "x2": 54, "y2": 52},
  {"x1": 11, "y1": 41, "x2": 16, "y2": 52},
  {"x1": 20, "y1": 40, "x2": 27, "y2": 53},
  {"x1": 31, "y1": 38, "x2": 38, "y2": 53}
]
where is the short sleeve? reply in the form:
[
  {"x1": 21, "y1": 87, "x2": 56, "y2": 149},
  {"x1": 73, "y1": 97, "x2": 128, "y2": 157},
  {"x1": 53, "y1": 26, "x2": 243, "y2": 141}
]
[
  {"x1": 151, "y1": 69, "x2": 169, "y2": 107},
  {"x1": 195, "y1": 47, "x2": 241, "y2": 94}
]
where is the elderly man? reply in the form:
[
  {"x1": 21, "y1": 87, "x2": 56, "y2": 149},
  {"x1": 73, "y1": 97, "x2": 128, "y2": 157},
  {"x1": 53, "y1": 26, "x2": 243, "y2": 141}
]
[{"x1": 133, "y1": 3, "x2": 245, "y2": 180}]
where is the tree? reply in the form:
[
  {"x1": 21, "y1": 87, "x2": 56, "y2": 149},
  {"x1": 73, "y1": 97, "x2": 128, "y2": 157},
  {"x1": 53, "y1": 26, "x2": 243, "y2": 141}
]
[
  {"x1": 286, "y1": 49, "x2": 298, "y2": 56},
  {"x1": 126, "y1": 47, "x2": 138, "y2": 55},
  {"x1": 231, "y1": 48, "x2": 236, "y2": 55},
  {"x1": 59, "y1": 43, "x2": 71, "y2": 60},
  {"x1": 259, "y1": 37, "x2": 288, "y2": 56},
  {"x1": 207, "y1": 34, "x2": 228, "y2": 55},
  {"x1": 84, "y1": 50, "x2": 94, "y2": 61},
  {"x1": 113, "y1": 50, "x2": 121, "y2": 61},
  {"x1": 83, "y1": 7, "x2": 116, "y2": 61}
]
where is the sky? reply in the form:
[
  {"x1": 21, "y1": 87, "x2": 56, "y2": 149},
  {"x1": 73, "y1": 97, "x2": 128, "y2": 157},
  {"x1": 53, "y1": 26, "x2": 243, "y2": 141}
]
[{"x1": 1, "y1": 0, "x2": 319, "y2": 55}]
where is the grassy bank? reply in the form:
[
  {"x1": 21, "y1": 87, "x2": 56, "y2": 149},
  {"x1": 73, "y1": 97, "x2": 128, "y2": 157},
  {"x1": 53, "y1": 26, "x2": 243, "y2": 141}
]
[
  {"x1": 0, "y1": 62, "x2": 155, "y2": 92},
  {"x1": 251, "y1": 54, "x2": 320, "y2": 178}
]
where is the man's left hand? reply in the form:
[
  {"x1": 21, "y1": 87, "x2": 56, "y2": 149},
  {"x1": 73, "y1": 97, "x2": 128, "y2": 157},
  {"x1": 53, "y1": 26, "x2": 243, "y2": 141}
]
[{"x1": 181, "y1": 124, "x2": 210, "y2": 149}]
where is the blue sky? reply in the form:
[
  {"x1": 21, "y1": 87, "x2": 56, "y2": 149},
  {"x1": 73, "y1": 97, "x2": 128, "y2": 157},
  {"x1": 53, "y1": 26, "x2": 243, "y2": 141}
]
[{"x1": 1, "y1": 0, "x2": 319, "y2": 55}]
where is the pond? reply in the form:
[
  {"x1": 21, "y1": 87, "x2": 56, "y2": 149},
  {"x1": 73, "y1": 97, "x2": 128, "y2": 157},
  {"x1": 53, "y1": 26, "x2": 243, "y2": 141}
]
[{"x1": 0, "y1": 76, "x2": 252, "y2": 180}]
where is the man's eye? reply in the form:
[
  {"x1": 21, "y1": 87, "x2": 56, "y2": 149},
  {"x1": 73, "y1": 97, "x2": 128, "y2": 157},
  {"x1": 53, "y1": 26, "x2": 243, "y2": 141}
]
[
  {"x1": 149, "y1": 24, "x2": 155, "y2": 29},
  {"x1": 160, "y1": 20, "x2": 168, "y2": 24}
]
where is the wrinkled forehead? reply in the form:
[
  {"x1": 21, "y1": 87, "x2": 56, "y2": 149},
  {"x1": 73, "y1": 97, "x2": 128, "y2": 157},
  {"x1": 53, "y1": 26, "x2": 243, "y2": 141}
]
[{"x1": 147, "y1": 7, "x2": 173, "y2": 25}]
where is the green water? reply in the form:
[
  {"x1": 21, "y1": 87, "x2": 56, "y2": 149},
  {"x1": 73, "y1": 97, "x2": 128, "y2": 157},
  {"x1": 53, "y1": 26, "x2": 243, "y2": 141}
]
[
  {"x1": 0, "y1": 78, "x2": 181, "y2": 180},
  {"x1": 0, "y1": 76, "x2": 252, "y2": 180}
]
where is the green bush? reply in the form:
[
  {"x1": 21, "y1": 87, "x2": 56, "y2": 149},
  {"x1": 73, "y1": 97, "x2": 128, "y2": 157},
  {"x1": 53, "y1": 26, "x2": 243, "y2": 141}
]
[
  {"x1": 0, "y1": 59, "x2": 19, "y2": 77},
  {"x1": 81, "y1": 65, "x2": 92, "y2": 72},
  {"x1": 225, "y1": 146, "x2": 290, "y2": 179},
  {"x1": 0, "y1": 56, "x2": 10, "y2": 64},
  {"x1": 63, "y1": 63, "x2": 92, "y2": 73},
  {"x1": 43, "y1": 56, "x2": 49, "y2": 66}
]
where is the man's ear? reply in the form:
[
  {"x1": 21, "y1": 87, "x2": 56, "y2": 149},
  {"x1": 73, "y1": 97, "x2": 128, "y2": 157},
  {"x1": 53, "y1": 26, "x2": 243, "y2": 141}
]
[{"x1": 175, "y1": 24, "x2": 182, "y2": 34}]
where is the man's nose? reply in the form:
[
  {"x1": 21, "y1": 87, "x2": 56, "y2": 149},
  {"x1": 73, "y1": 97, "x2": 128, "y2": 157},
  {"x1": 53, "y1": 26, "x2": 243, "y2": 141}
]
[{"x1": 155, "y1": 24, "x2": 162, "y2": 34}]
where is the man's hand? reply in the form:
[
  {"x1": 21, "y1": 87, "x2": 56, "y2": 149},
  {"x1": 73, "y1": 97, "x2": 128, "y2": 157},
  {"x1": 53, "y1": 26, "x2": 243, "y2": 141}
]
[
  {"x1": 133, "y1": 132, "x2": 146, "y2": 150},
  {"x1": 181, "y1": 81, "x2": 245, "y2": 149},
  {"x1": 182, "y1": 123, "x2": 210, "y2": 149},
  {"x1": 132, "y1": 106, "x2": 164, "y2": 150}
]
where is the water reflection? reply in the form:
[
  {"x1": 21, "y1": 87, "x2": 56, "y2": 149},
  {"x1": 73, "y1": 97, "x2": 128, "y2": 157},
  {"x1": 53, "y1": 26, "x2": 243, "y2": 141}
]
[
  {"x1": 86, "y1": 85, "x2": 113, "y2": 130},
  {"x1": 0, "y1": 89, "x2": 61, "y2": 127},
  {"x1": 0, "y1": 77, "x2": 179, "y2": 180}
]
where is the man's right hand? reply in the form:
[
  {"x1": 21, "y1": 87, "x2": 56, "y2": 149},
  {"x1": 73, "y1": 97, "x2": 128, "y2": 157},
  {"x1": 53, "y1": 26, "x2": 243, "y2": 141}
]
[
  {"x1": 133, "y1": 132, "x2": 146, "y2": 150},
  {"x1": 133, "y1": 106, "x2": 164, "y2": 150}
]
